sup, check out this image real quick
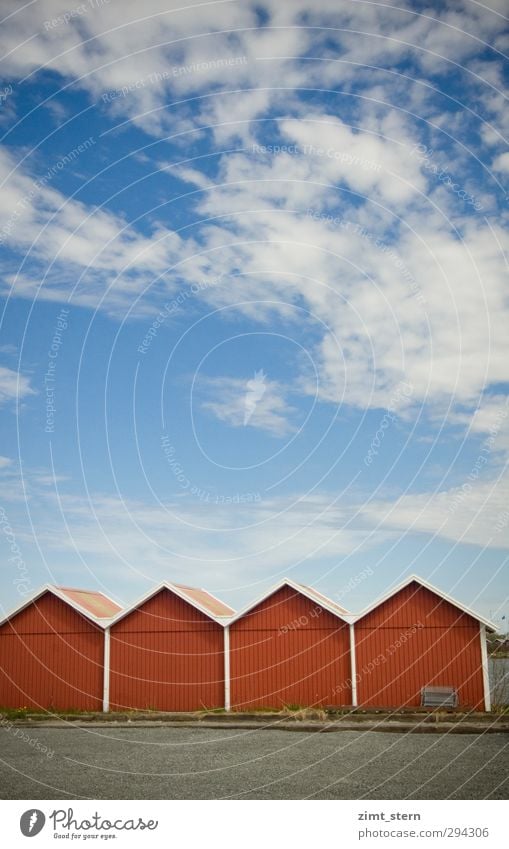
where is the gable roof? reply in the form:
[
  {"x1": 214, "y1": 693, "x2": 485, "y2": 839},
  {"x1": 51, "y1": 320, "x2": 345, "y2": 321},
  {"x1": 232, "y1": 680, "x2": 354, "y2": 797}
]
[
  {"x1": 227, "y1": 577, "x2": 352, "y2": 626},
  {"x1": 172, "y1": 584, "x2": 234, "y2": 618},
  {"x1": 1, "y1": 575, "x2": 494, "y2": 633},
  {"x1": 353, "y1": 574, "x2": 496, "y2": 632},
  {"x1": 296, "y1": 582, "x2": 349, "y2": 616},
  {"x1": 108, "y1": 580, "x2": 234, "y2": 627},
  {"x1": 55, "y1": 586, "x2": 122, "y2": 620},
  {"x1": 0, "y1": 584, "x2": 121, "y2": 629}
]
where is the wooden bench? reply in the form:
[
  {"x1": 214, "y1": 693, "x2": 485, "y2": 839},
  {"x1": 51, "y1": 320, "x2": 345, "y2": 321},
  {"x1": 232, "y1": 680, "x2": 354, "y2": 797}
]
[{"x1": 421, "y1": 686, "x2": 458, "y2": 708}]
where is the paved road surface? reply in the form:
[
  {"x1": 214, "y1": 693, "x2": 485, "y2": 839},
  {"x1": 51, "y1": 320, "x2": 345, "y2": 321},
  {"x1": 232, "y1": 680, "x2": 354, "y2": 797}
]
[{"x1": 1, "y1": 726, "x2": 507, "y2": 799}]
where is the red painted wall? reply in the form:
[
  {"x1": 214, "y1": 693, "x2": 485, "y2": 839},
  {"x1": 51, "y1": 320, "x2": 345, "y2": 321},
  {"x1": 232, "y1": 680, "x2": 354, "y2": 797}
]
[
  {"x1": 0, "y1": 581, "x2": 489, "y2": 713},
  {"x1": 355, "y1": 582, "x2": 485, "y2": 708},
  {"x1": 0, "y1": 592, "x2": 104, "y2": 710},
  {"x1": 109, "y1": 588, "x2": 225, "y2": 711},
  {"x1": 230, "y1": 584, "x2": 351, "y2": 709}
]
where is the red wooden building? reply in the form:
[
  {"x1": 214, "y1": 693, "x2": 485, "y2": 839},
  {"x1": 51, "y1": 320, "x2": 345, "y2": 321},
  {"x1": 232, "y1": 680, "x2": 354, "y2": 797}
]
[
  {"x1": 353, "y1": 576, "x2": 492, "y2": 710},
  {"x1": 108, "y1": 582, "x2": 233, "y2": 712},
  {"x1": 0, "y1": 574, "x2": 494, "y2": 713},
  {"x1": 0, "y1": 585, "x2": 120, "y2": 711},
  {"x1": 228, "y1": 579, "x2": 352, "y2": 710}
]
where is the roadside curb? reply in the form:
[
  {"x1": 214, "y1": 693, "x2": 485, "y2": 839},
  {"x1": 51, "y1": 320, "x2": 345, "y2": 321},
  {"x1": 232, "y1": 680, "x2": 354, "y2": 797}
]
[{"x1": 5, "y1": 717, "x2": 509, "y2": 734}]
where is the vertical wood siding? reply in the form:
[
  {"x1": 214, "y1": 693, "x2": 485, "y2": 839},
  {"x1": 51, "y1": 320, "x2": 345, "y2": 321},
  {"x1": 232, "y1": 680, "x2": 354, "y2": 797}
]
[
  {"x1": 0, "y1": 581, "x2": 489, "y2": 714},
  {"x1": 0, "y1": 592, "x2": 104, "y2": 710},
  {"x1": 355, "y1": 582, "x2": 485, "y2": 708},
  {"x1": 230, "y1": 585, "x2": 351, "y2": 709},
  {"x1": 109, "y1": 588, "x2": 224, "y2": 711}
]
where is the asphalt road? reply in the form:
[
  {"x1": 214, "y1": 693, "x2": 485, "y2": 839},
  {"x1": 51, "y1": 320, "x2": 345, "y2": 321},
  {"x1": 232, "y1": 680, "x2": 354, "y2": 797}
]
[{"x1": 1, "y1": 726, "x2": 508, "y2": 800}]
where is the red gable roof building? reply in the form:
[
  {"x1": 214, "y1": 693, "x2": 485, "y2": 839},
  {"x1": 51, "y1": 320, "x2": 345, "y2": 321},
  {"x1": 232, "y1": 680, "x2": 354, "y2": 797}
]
[
  {"x1": 0, "y1": 575, "x2": 495, "y2": 713},
  {"x1": 0, "y1": 585, "x2": 119, "y2": 711},
  {"x1": 353, "y1": 576, "x2": 493, "y2": 711},
  {"x1": 227, "y1": 578, "x2": 352, "y2": 710},
  {"x1": 107, "y1": 582, "x2": 233, "y2": 712}
]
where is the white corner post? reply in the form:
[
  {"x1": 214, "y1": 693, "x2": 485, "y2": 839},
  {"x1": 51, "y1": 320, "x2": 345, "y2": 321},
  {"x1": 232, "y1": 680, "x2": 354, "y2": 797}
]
[
  {"x1": 480, "y1": 624, "x2": 491, "y2": 712},
  {"x1": 224, "y1": 625, "x2": 231, "y2": 712},
  {"x1": 349, "y1": 623, "x2": 358, "y2": 707},
  {"x1": 103, "y1": 627, "x2": 110, "y2": 713}
]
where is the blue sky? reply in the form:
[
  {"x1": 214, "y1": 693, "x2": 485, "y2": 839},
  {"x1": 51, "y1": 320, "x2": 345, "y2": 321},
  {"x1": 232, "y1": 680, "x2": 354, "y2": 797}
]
[{"x1": 0, "y1": 0, "x2": 508, "y2": 625}]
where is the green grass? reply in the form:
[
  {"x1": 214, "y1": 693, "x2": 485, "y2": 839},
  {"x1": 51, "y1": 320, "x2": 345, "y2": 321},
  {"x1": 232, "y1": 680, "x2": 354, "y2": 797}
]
[
  {"x1": 0, "y1": 707, "x2": 102, "y2": 720},
  {"x1": 0, "y1": 707, "x2": 32, "y2": 720}
]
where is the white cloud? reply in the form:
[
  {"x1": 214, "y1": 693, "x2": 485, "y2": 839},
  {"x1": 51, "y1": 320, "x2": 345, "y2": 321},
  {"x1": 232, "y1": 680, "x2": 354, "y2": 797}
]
[
  {"x1": 26, "y1": 484, "x2": 391, "y2": 593},
  {"x1": 362, "y1": 473, "x2": 509, "y2": 551},
  {"x1": 0, "y1": 0, "x2": 505, "y2": 140},
  {"x1": 1, "y1": 1, "x2": 508, "y2": 557},
  {"x1": 0, "y1": 365, "x2": 35, "y2": 404},
  {"x1": 449, "y1": 395, "x2": 509, "y2": 441},
  {"x1": 157, "y1": 134, "x2": 509, "y2": 415},
  {"x1": 492, "y1": 152, "x2": 509, "y2": 173},
  {"x1": 361, "y1": 391, "x2": 509, "y2": 550},
  {"x1": 0, "y1": 146, "x2": 194, "y2": 313},
  {"x1": 0, "y1": 0, "x2": 508, "y2": 626},
  {"x1": 0, "y1": 98, "x2": 493, "y2": 417},
  {"x1": 199, "y1": 373, "x2": 298, "y2": 436},
  {"x1": 279, "y1": 115, "x2": 427, "y2": 203}
]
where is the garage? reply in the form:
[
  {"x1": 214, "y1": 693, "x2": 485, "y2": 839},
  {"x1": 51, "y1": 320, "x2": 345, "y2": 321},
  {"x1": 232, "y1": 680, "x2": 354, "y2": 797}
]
[
  {"x1": 229, "y1": 579, "x2": 352, "y2": 710},
  {"x1": 108, "y1": 582, "x2": 233, "y2": 712},
  {"x1": 0, "y1": 585, "x2": 120, "y2": 711},
  {"x1": 354, "y1": 576, "x2": 491, "y2": 710}
]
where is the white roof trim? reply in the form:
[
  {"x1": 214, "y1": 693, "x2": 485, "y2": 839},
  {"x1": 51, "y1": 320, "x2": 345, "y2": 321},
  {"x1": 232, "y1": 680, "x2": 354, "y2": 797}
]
[
  {"x1": 227, "y1": 577, "x2": 352, "y2": 626},
  {"x1": 0, "y1": 584, "x2": 109, "y2": 630},
  {"x1": 2, "y1": 575, "x2": 494, "y2": 634},
  {"x1": 352, "y1": 574, "x2": 497, "y2": 631},
  {"x1": 108, "y1": 581, "x2": 230, "y2": 628}
]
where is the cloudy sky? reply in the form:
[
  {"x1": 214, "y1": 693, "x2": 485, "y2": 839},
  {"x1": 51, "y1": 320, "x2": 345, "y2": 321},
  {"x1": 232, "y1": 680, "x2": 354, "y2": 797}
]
[{"x1": 0, "y1": 0, "x2": 508, "y2": 622}]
